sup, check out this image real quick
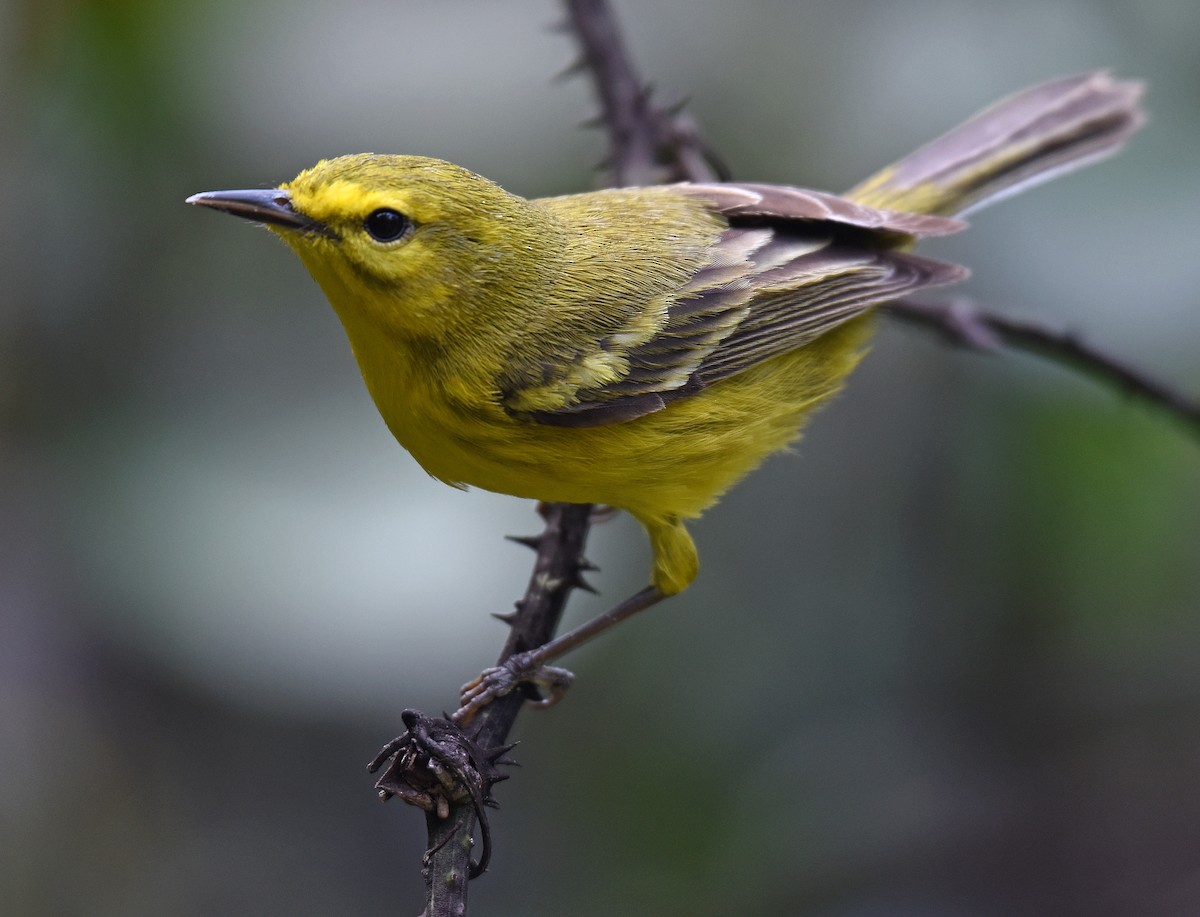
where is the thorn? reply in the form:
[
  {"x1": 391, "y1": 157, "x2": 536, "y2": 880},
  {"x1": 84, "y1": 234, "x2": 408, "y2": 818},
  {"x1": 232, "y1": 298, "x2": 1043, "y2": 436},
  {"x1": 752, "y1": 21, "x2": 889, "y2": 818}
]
[
  {"x1": 505, "y1": 533, "x2": 542, "y2": 551},
  {"x1": 486, "y1": 743, "x2": 517, "y2": 761},
  {"x1": 577, "y1": 557, "x2": 601, "y2": 573},
  {"x1": 493, "y1": 757, "x2": 520, "y2": 769},
  {"x1": 556, "y1": 54, "x2": 590, "y2": 77},
  {"x1": 492, "y1": 611, "x2": 517, "y2": 625},
  {"x1": 665, "y1": 95, "x2": 691, "y2": 116},
  {"x1": 554, "y1": 56, "x2": 589, "y2": 82},
  {"x1": 703, "y1": 143, "x2": 735, "y2": 182},
  {"x1": 571, "y1": 574, "x2": 599, "y2": 595}
]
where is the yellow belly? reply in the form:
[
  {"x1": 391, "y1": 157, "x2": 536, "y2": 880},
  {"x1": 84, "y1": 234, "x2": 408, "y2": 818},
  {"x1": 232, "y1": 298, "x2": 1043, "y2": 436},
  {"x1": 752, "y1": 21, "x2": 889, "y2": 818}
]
[
  {"x1": 345, "y1": 308, "x2": 871, "y2": 594},
  {"x1": 394, "y1": 315, "x2": 872, "y2": 520}
]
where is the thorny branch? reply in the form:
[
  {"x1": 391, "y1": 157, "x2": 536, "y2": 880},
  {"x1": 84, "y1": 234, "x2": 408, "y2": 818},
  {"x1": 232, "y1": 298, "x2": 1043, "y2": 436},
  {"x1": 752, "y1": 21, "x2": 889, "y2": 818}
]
[
  {"x1": 562, "y1": 0, "x2": 726, "y2": 186},
  {"x1": 381, "y1": 1, "x2": 1200, "y2": 914},
  {"x1": 888, "y1": 298, "x2": 1200, "y2": 438},
  {"x1": 388, "y1": 502, "x2": 596, "y2": 917}
]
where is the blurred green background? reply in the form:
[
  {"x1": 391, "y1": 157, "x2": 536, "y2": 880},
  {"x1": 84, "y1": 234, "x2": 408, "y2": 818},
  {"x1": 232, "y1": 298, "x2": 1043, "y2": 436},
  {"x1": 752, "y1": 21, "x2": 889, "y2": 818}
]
[{"x1": 4, "y1": 1, "x2": 1199, "y2": 914}]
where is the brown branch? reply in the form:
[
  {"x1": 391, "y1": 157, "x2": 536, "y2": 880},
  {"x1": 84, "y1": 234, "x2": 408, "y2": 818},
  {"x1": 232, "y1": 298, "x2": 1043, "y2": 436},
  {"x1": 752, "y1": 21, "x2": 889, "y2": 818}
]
[
  {"x1": 888, "y1": 298, "x2": 1200, "y2": 439},
  {"x1": 563, "y1": 0, "x2": 724, "y2": 186},
  {"x1": 398, "y1": 502, "x2": 596, "y2": 917}
]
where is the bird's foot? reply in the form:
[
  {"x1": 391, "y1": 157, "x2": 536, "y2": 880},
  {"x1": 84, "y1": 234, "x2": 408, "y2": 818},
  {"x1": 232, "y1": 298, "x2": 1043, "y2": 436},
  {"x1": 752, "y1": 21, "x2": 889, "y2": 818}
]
[{"x1": 453, "y1": 652, "x2": 574, "y2": 725}]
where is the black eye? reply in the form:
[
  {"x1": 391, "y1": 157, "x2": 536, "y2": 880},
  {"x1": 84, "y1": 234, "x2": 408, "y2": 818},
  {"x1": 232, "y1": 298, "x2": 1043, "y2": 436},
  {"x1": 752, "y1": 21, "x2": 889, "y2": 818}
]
[{"x1": 364, "y1": 208, "x2": 410, "y2": 243}]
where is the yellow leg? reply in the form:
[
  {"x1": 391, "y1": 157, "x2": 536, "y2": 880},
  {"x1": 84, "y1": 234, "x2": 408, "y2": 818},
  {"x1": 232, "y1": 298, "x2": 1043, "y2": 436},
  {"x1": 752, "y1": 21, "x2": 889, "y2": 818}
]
[{"x1": 637, "y1": 512, "x2": 699, "y2": 596}]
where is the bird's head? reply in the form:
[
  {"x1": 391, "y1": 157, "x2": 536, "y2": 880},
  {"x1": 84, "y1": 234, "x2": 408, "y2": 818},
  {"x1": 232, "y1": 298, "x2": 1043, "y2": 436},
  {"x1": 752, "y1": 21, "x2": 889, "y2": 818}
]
[{"x1": 188, "y1": 154, "x2": 558, "y2": 342}]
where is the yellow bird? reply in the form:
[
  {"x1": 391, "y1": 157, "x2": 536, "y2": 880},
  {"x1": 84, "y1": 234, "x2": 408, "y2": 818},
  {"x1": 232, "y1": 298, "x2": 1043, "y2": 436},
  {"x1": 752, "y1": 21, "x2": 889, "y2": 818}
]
[{"x1": 189, "y1": 72, "x2": 1143, "y2": 714}]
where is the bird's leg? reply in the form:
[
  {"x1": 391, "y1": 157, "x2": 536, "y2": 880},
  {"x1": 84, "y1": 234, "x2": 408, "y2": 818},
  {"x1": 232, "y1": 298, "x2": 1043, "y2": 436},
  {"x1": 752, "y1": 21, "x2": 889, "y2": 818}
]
[{"x1": 453, "y1": 585, "x2": 666, "y2": 724}]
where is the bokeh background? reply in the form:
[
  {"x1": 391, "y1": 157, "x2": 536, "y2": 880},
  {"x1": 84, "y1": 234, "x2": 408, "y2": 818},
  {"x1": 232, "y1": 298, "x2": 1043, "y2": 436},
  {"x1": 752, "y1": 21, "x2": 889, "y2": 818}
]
[{"x1": 4, "y1": 1, "x2": 1200, "y2": 915}]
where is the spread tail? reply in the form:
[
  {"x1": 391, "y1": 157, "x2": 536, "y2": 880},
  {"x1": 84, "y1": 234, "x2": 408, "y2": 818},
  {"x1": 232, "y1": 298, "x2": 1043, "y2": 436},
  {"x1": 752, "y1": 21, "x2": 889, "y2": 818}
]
[{"x1": 845, "y1": 71, "x2": 1145, "y2": 218}]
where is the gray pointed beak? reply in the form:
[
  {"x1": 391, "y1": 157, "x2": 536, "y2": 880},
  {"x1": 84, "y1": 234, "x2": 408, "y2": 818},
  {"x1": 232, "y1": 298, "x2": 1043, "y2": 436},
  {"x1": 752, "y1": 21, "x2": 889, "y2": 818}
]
[{"x1": 186, "y1": 188, "x2": 331, "y2": 236}]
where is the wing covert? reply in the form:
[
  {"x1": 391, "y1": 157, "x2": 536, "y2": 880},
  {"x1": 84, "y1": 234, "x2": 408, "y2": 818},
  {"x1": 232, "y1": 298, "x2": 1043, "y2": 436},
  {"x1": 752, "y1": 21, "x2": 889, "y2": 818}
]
[{"x1": 505, "y1": 183, "x2": 968, "y2": 428}]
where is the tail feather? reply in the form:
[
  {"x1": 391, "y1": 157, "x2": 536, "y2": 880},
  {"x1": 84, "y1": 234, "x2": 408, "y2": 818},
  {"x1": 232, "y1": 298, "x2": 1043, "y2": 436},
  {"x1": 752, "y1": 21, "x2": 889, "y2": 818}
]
[{"x1": 846, "y1": 71, "x2": 1145, "y2": 218}]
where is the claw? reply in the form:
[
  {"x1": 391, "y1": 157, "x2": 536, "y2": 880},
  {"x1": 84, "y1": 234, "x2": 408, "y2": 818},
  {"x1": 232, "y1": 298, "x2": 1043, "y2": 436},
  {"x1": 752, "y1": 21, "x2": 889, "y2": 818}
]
[{"x1": 454, "y1": 653, "x2": 575, "y2": 725}]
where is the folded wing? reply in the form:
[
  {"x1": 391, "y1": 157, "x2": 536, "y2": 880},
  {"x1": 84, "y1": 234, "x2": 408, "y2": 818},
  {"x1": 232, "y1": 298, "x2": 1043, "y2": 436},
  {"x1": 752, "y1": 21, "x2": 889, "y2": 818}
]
[{"x1": 506, "y1": 183, "x2": 968, "y2": 427}]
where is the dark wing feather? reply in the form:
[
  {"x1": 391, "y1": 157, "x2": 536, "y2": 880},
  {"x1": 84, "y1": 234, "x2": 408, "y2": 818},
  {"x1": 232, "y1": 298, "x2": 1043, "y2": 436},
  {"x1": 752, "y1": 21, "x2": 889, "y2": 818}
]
[
  {"x1": 517, "y1": 183, "x2": 969, "y2": 428},
  {"x1": 674, "y1": 182, "x2": 966, "y2": 237}
]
